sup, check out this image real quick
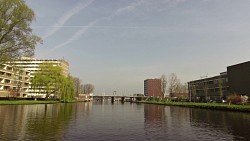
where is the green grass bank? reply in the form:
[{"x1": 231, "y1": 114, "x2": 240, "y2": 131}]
[
  {"x1": 0, "y1": 100, "x2": 60, "y2": 105},
  {"x1": 138, "y1": 101, "x2": 250, "y2": 112}
]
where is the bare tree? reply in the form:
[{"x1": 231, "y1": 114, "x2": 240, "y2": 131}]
[
  {"x1": 218, "y1": 78, "x2": 223, "y2": 101},
  {"x1": 80, "y1": 84, "x2": 84, "y2": 94},
  {"x1": 160, "y1": 74, "x2": 167, "y2": 95},
  {"x1": 191, "y1": 84, "x2": 196, "y2": 102},
  {"x1": 168, "y1": 73, "x2": 178, "y2": 94},
  {"x1": 203, "y1": 80, "x2": 208, "y2": 101},
  {"x1": 174, "y1": 79, "x2": 181, "y2": 93},
  {"x1": 182, "y1": 83, "x2": 188, "y2": 93},
  {"x1": 83, "y1": 84, "x2": 95, "y2": 94},
  {"x1": 73, "y1": 77, "x2": 81, "y2": 97}
]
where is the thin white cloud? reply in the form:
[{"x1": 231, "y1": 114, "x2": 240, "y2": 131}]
[
  {"x1": 115, "y1": 0, "x2": 144, "y2": 16},
  {"x1": 48, "y1": 19, "x2": 99, "y2": 53},
  {"x1": 48, "y1": 1, "x2": 144, "y2": 53},
  {"x1": 48, "y1": 0, "x2": 187, "y2": 53},
  {"x1": 43, "y1": 0, "x2": 95, "y2": 39}
]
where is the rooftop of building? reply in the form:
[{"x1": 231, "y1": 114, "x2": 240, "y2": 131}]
[{"x1": 227, "y1": 60, "x2": 250, "y2": 68}]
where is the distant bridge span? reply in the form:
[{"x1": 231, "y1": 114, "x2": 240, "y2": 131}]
[{"x1": 93, "y1": 95, "x2": 145, "y2": 103}]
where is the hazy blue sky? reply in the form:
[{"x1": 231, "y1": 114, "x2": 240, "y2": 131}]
[{"x1": 25, "y1": 0, "x2": 250, "y2": 95}]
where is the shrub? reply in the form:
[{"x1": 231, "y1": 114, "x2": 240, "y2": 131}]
[{"x1": 228, "y1": 95, "x2": 242, "y2": 104}]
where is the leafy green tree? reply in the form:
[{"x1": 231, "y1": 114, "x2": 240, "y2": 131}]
[
  {"x1": 0, "y1": 0, "x2": 42, "y2": 63},
  {"x1": 60, "y1": 76, "x2": 75, "y2": 102},
  {"x1": 32, "y1": 63, "x2": 75, "y2": 102}
]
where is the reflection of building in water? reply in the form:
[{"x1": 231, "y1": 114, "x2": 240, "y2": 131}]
[
  {"x1": 144, "y1": 105, "x2": 195, "y2": 140},
  {"x1": 144, "y1": 104, "x2": 166, "y2": 140},
  {"x1": 0, "y1": 105, "x2": 27, "y2": 139},
  {"x1": 190, "y1": 108, "x2": 250, "y2": 140},
  {"x1": 144, "y1": 104, "x2": 165, "y2": 122},
  {"x1": 0, "y1": 104, "x2": 74, "y2": 140}
]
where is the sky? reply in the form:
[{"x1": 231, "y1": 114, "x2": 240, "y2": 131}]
[{"x1": 25, "y1": 0, "x2": 250, "y2": 95}]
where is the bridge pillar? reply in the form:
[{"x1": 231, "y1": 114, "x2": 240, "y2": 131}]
[
  {"x1": 121, "y1": 97, "x2": 125, "y2": 103},
  {"x1": 111, "y1": 96, "x2": 114, "y2": 103}
]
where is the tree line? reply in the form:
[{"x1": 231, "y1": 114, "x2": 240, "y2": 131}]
[
  {"x1": 160, "y1": 73, "x2": 188, "y2": 95},
  {"x1": 72, "y1": 77, "x2": 94, "y2": 97}
]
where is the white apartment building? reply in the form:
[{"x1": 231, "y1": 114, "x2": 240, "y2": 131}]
[
  {"x1": 9, "y1": 57, "x2": 69, "y2": 97},
  {"x1": 0, "y1": 64, "x2": 31, "y2": 97}
]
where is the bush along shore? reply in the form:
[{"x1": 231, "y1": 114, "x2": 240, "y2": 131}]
[{"x1": 138, "y1": 99, "x2": 250, "y2": 113}]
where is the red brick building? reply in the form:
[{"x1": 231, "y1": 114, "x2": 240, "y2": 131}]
[{"x1": 144, "y1": 79, "x2": 163, "y2": 97}]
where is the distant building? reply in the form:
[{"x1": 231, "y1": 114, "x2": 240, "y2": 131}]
[
  {"x1": 188, "y1": 72, "x2": 229, "y2": 102},
  {"x1": 78, "y1": 93, "x2": 93, "y2": 101},
  {"x1": 8, "y1": 57, "x2": 69, "y2": 97},
  {"x1": 0, "y1": 64, "x2": 31, "y2": 97},
  {"x1": 188, "y1": 61, "x2": 250, "y2": 102},
  {"x1": 10, "y1": 57, "x2": 69, "y2": 77},
  {"x1": 144, "y1": 79, "x2": 163, "y2": 97},
  {"x1": 170, "y1": 93, "x2": 189, "y2": 99}
]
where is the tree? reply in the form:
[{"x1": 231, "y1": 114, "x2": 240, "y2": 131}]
[
  {"x1": 174, "y1": 80, "x2": 187, "y2": 93},
  {"x1": 160, "y1": 74, "x2": 167, "y2": 95},
  {"x1": 203, "y1": 80, "x2": 209, "y2": 102},
  {"x1": 32, "y1": 63, "x2": 75, "y2": 102},
  {"x1": 80, "y1": 84, "x2": 85, "y2": 94},
  {"x1": 191, "y1": 84, "x2": 196, "y2": 102},
  {"x1": 73, "y1": 77, "x2": 81, "y2": 97},
  {"x1": 218, "y1": 78, "x2": 223, "y2": 101},
  {"x1": 32, "y1": 63, "x2": 63, "y2": 98},
  {"x1": 0, "y1": 0, "x2": 42, "y2": 63},
  {"x1": 168, "y1": 73, "x2": 178, "y2": 94},
  {"x1": 60, "y1": 75, "x2": 75, "y2": 102},
  {"x1": 83, "y1": 84, "x2": 94, "y2": 94}
]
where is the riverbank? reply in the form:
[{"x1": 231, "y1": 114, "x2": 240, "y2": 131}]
[
  {"x1": 138, "y1": 101, "x2": 250, "y2": 112},
  {"x1": 0, "y1": 100, "x2": 60, "y2": 105}
]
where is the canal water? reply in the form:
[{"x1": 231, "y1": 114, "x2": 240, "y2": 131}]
[{"x1": 0, "y1": 102, "x2": 249, "y2": 141}]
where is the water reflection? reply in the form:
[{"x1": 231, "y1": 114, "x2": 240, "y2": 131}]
[
  {"x1": 143, "y1": 104, "x2": 250, "y2": 141},
  {"x1": 0, "y1": 104, "x2": 74, "y2": 140},
  {"x1": 190, "y1": 108, "x2": 250, "y2": 140},
  {"x1": 0, "y1": 103, "x2": 249, "y2": 140},
  {"x1": 144, "y1": 104, "x2": 194, "y2": 140}
]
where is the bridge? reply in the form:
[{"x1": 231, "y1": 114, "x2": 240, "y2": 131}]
[{"x1": 93, "y1": 94, "x2": 145, "y2": 103}]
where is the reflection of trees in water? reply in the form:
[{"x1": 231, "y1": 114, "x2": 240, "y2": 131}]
[
  {"x1": 0, "y1": 104, "x2": 75, "y2": 140},
  {"x1": 190, "y1": 108, "x2": 250, "y2": 140},
  {"x1": 25, "y1": 103, "x2": 74, "y2": 140},
  {"x1": 0, "y1": 105, "x2": 27, "y2": 140},
  {"x1": 143, "y1": 105, "x2": 247, "y2": 140}
]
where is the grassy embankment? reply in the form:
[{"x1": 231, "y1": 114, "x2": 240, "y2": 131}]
[
  {"x1": 139, "y1": 100, "x2": 250, "y2": 112},
  {"x1": 0, "y1": 100, "x2": 60, "y2": 105}
]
